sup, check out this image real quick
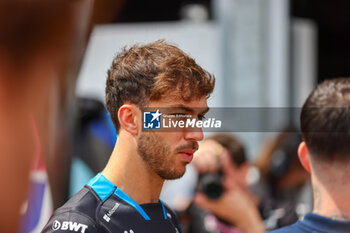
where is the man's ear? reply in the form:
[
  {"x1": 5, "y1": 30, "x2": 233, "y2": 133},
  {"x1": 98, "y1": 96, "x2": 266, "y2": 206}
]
[
  {"x1": 118, "y1": 104, "x2": 140, "y2": 136},
  {"x1": 298, "y1": 141, "x2": 312, "y2": 173}
]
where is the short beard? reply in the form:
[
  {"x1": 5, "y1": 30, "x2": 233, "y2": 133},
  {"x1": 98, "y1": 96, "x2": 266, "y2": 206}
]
[{"x1": 137, "y1": 133, "x2": 186, "y2": 180}]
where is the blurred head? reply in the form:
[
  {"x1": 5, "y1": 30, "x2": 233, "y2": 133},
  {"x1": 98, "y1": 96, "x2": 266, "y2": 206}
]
[
  {"x1": 208, "y1": 134, "x2": 247, "y2": 167},
  {"x1": 106, "y1": 41, "x2": 215, "y2": 180},
  {"x1": 0, "y1": 0, "x2": 90, "y2": 70},
  {"x1": 195, "y1": 134, "x2": 249, "y2": 189},
  {"x1": 209, "y1": 134, "x2": 249, "y2": 189}
]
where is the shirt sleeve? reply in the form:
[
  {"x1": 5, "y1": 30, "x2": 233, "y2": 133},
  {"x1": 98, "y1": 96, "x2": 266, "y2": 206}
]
[{"x1": 41, "y1": 211, "x2": 98, "y2": 233}]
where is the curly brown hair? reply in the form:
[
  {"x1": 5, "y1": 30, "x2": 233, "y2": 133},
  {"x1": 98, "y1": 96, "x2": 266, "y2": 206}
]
[{"x1": 106, "y1": 40, "x2": 215, "y2": 133}]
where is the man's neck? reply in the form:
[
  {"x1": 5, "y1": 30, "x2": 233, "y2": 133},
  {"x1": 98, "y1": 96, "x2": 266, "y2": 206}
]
[
  {"x1": 101, "y1": 135, "x2": 164, "y2": 204},
  {"x1": 312, "y1": 179, "x2": 350, "y2": 221}
]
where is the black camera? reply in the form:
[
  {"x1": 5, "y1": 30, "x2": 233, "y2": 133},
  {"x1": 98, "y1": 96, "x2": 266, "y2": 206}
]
[{"x1": 197, "y1": 172, "x2": 223, "y2": 200}]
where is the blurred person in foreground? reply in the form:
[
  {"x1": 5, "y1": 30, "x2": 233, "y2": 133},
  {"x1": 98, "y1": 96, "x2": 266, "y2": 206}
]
[
  {"x1": 191, "y1": 134, "x2": 265, "y2": 233},
  {"x1": 268, "y1": 77, "x2": 350, "y2": 233},
  {"x1": 42, "y1": 40, "x2": 215, "y2": 233},
  {"x1": 0, "y1": 0, "x2": 94, "y2": 231}
]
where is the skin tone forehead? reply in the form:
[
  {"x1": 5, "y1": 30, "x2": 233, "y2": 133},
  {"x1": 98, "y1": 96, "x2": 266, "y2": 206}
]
[{"x1": 148, "y1": 94, "x2": 209, "y2": 114}]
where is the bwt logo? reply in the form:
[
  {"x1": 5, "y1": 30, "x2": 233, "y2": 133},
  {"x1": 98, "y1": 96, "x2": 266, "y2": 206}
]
[
  {"x1": 143, "y1": 110, "x2": 161, "y2": 129},
  {"x1": 52, "y1": 220, "x2": 88, "y2": 233}
]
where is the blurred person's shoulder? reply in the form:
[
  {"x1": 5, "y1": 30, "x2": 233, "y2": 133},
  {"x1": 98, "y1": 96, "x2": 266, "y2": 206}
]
[
  {"x1": 266, "y1": 212, "x2": 350, "y2": 233},
  {"x1": 266, "y1": 223, "x2": 301, "y2": 233}
]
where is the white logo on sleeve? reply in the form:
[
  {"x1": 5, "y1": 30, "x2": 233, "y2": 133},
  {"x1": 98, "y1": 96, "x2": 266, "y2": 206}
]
[
  {"x1": 52, "y1": 220, "x2": 61, "y2": 230},
  {"x1": 51, "y1": 220, "x2": 88, "y2": 233},
  {"x1": 103, "y1": 202, "x2": 120, "y2": 222},
  {"x1": 103, "y1": 214, "x2": 111, "y2": 222}
]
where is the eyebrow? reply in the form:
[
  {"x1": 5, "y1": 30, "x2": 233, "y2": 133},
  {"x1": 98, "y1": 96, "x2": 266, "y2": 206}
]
[{"x1": 167, "y1": 105, "x2": 209, "y2": 115}]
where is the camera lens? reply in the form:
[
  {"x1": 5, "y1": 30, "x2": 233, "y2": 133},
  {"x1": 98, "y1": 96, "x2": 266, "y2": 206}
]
[{"x1": 198, "y1": 173, "x2": 223, "y2": 200}]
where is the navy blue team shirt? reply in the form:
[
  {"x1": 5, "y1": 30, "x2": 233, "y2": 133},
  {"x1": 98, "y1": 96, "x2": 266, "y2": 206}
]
[
  {"x1": 268, "y1": 212, "x2": 350, "y2": 233},
  {"x1": 42, "y1": 173, "x2": 182, "y2": 233}
]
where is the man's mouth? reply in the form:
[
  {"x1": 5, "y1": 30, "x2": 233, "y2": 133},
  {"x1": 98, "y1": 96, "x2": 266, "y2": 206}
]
[{"x1": 178, "y1": 149, "x2": 196, "y2": 162}]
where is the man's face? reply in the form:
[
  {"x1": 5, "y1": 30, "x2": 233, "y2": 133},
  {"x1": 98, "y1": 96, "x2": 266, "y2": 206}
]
[{"x1": 137, "y1": 95, "x2": 208, "y2": 180}]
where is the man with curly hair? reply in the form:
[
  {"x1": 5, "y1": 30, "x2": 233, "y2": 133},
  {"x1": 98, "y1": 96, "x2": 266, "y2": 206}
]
[{"x1": 42, "y1": 40, "x2": 215, "y2": 233}]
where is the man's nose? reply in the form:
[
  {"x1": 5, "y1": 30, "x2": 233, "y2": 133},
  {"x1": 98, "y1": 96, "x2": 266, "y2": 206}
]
[{"x1": 184, "y1": 128, "x2": 204, "y2": 142}]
